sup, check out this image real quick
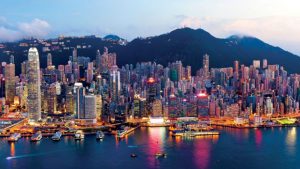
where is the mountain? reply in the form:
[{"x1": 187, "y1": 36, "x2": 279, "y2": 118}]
[
  {"x1": 117, "y1": 28, "x2": 300, "y2": 74},
  {"x1": 0, "y1": 27, "x2": 299, "y2": 75}
]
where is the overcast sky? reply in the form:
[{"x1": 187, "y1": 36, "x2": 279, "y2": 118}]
[{"x1": 0, "y1": 0, "x2": 300, "y2": 55}]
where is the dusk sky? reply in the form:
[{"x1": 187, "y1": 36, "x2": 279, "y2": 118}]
[{"x1": 0, "y1": 0, "x2": 300, "y2": 54}]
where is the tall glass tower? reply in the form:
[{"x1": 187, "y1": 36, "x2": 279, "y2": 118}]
[{"x1": 27, "y1": 47, "x2": 41, "y2": 122}]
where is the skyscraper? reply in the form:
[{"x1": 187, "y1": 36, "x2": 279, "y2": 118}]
[
  {"x1": 27, "y1": 47, "x2": 41, "y2": 122},
  {"x1": 95, "y1": 50, "x2": 101, "y2": 73},
  {"x1": 5, "y1": 63, "x2": 15, "y2": 104},
  {"x1": 197, "y1": 91, "x2": 209, "y2": 117},
  {"x1": 47, "y1": 83, "x2": 57, "y2": 114},
  {"x1": 203, "y1": 54, "x2": 209, "y2": 78},
  {"x1": 110, "y1": 67, "x2": 120, "y2": 102},
  {"x1": 84, "y1": 95, "x2": 96, "y2": 119},
  {"x1": 72, "y1": 48, "x2": 78, "y2": 63},
  {"x1": 74, "y1": 83, "x2": 85, "y2": 119},
  {"x1": 47, "y1": 53, "x2": 52, "y2": 68},
  {"x1": 86, "y1": 62, "x2": 94, "y2": 83}
]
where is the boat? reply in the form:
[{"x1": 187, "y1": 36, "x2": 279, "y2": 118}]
[
  {"x1": 74, "y1": 130, "x2": 84, "y2": 140},
  {"x1": 8, "y1": 133, "x2": 21, "y2": 142},
  {"x1": 172, "y1": 130, "x2": 220, "y2": 137},
  {"x1": 130, "y1": 153, "x2": 138, "y2": 158},
  {"x1": 155, "y1": 152, "x2": 167, "y2": 158},
  {"x1": 96, "y1": 131, "x2": 105, "y2": 140},
  {"x1": 31, "y1": 131, "x2": 42, "y2": 141},
  {"x1": 51, "y1": 131, "x2": 62, "y2": 141},
  {"x1": 117, "y1": 127, "x2": 135, "y2": 138}
]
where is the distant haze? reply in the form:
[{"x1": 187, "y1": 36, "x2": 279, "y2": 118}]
[{"x1": 0, "y1": 0, "x2": 299, "y2": 55}]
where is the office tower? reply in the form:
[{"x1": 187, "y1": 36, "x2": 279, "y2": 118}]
[
  {"x1": 5, "y1": 63, "x2": 15, "y2": 104},
  {"x1": 234, "y1": 60, "x2": 239, "y2": 74},
  {"x1": 197, "y1": 91, "x2": 209, "y2": 117},
  {"x1": 263, "y1": 59, "x2": 268, "y2": 69},
  {"x1": 203, "y1": 54, "x2": 209, "y2": 78},
  {"x1": 265, "y1": 97, "x2": 273, "y2": 115},
  {"x1": 253, "y1": 60, "x2": 260, "y2": 69},
  {"x1": 86, "y1": 62, "x2": 94, "y2": 83},
  {"x1": 72, "y1": 48, "x2": 78, "y2": 63},
  {"x1": 74, "y1": 83, "x2": 85, "y2": 119},
  {"x1": 47, "y1": 83, "x2": 57, "y2": 114},
  {"x1": 27, "y1": 47, "x2": 41, "y2": 122},
  {"x1": 57, "y1": 65, "x2": 65, "y2": 82},
  {"x1": 47, "y1": 53, "x2": 52, "y2": 67},
  {"x1": 96, "y1": 94, "x2": 102, "y2": 118},
  {"x1": 174, "y1": 61, "x2": 183, "y2": 81},
  {"x1": 186, "y1": 66, "x2": 192, "y2": 80},
  {"x1": 84, "y1": 95, "x2": 96, "y2": 119},
  {"x1": 168, "y1": 94, "x2": 177, "y2": 118},
  {"x1": 133, "y1": 94, "x2": 141, "y2": 117},
  {"x1": 10, "y1": 55, "x2": 14, "y2": 64},
  {"x1": 95, "y1": 50, "x2": 101, "y2": 73},
  {"x1": 152, "y1": 99, "x2": 163, "y2": 117},
  {"x1": 146, "y1": 77, "x2": 157, "y2": 103},
  {"x1": 110, "y1": 68, "x2": 120, "y2": 102},
  {"x1": 65, "y1": 85, "x2": 74, "y2": 114},
  {"x1": 100, "y1": 47, "x2": 117, "y2": 72},
  {"x1": 73, "y1": 64, "x2": 80, "y2": 82}
]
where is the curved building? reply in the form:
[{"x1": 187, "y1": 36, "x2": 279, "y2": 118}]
[{"x1": 27, "y1": 47, "x2": 41, "y2": 122}]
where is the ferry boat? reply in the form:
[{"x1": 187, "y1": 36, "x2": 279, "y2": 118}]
[
  {"x1": 172, "y1": 130, "x2": 220, "y2": 137},
  {"x1": 51, "y1": 131, "x2": 62, "y2": 141},
  {"x1": 117, "y1": 127, "x2": 135, "y2": 138},
  {"x1": 96, "y1": 131, "x2": 105, "y2": 140},
  {"x1": 8, "y1": 133, "x2": 21, "y2": 142},
  {"x1": 74, "y1": 130, "x2": 84, "y2": 140},
  {"x1": 155, "y1": 152, "x2": 167, "y2": 158},
  {"x1": 31, "y1": 131, "x2": 42, "y2": 141}
]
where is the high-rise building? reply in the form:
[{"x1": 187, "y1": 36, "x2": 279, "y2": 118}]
[
  {"x1": 47, "y1": 83, "x2": 57, "y2": 114},
  {"x1": 5, "y1": 63, "x2": 15, "y2": 104},
  {"x1": 234, "y1": 60, "x2": 239, "y2": 75},
  {"x1": 10, "y1": 55, "x2": 14, "y2": 64},
  {"x1": 168, "y1": 94, "x2": 178, "y2": 118},
  {"x1": 253, "y1": 60, "x2": 260, "y2": 69},
  {"x1": 84, "y1": 95, "x2": 97, "y2": 119},
  {"x1": 86, "y1": 62, "x2": 94, "y2": 83},
  {"x1": 152, "y1": 99, "x2": 163, "y2": 117},
  {"x1": 197, "y1": 91, "x2": 209, "y2": 117},
  {"x1": 27, "y1": 47, "x2": 42, "y2": 122},
  {"x1": 100, "y1": 47, "x2": 116, "y2": 72},
  {"x1": 47, "y1": 53, "x2": 52, "y2": 67},
  {"x1": 146, "y1": 77, "x2": 157, "y2": 103},
  {"x1": 263, "y1": 59, "x2": 268, "y2": 69},
  {"x1": 110, "y1": 68, "x2": 120, "y2": 102},
  {"x1": 203, "y1": 54, "x2": 209, "y2": 78},
  {"x1": 95, "y1": 50, "x2": 101, "y2": 73},
  {"x1": 65, "y1": 85, "x2": 74, "y2": 114},
  {"x1": 74, "y1": 83, "x2": 85, "y2": 119},
  {"x1": 72, "y1": 48, "x2": 78, "y2": 63},
  {"x1": 95, "y1": 94, "x2": 102, "y2": 119}
]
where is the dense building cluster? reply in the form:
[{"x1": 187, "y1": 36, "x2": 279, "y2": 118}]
[{"x1": 0, "y1": 47, "x2": 299, "y2": 124}]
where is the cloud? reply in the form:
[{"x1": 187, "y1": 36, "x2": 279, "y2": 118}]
[
  {"x1": 18, "y1": 19, "x2": 51, "y2": 38},
  {"x1": 0, "y1": 27, "x2": 22, "y2": 41},
  {"x1": 0, "y1": 18, "x2": 51, "y2": 42},
  {"x1": 179, "y1": 16, "x2": 201, "y2": 29}
]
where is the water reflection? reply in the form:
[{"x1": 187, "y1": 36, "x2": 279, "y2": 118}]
[
  {"x1": 286, "y1": 127, "x2": 297, "y2": 155},
  {"x1": 146, "y1": 127, "x2": 166, "y2": 168},
  {"x1": 10, "y1": 142, "x2": 15, "y2": 157},
  {"x1": 194, "y1": 139, "x2": 211, "y2": 169},
  {"x1": 255, "y1": 129, "x2": 262, "y2": 148}
]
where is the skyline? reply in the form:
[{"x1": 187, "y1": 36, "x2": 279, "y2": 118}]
[{"x1": 0, "y1": 0, "x2": 300, "y2": 55}]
